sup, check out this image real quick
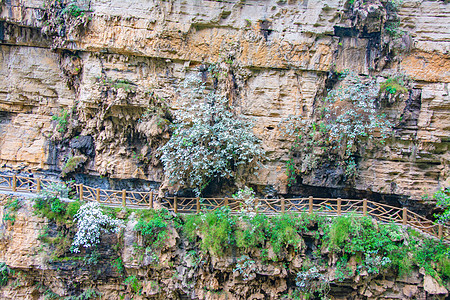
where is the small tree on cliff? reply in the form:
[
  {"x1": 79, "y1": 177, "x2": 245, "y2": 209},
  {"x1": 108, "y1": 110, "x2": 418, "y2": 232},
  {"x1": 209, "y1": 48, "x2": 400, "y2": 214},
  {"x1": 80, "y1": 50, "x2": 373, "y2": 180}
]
[{"x1": 158, "y1": 74, "x2": 263, "y2": 196}]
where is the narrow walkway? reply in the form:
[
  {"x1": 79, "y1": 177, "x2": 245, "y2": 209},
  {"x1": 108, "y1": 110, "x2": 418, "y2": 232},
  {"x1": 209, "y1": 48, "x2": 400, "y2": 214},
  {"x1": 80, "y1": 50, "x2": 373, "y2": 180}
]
[{"x1": 0, "y1": 173, "x2": 448, "y2": 241}]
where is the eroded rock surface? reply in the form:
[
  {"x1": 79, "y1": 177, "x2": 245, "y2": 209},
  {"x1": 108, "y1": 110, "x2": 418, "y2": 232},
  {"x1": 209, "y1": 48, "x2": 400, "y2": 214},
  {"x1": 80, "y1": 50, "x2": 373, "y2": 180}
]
[{"x1": 0, "y1": 0, "x2": 448, "y2": 199}]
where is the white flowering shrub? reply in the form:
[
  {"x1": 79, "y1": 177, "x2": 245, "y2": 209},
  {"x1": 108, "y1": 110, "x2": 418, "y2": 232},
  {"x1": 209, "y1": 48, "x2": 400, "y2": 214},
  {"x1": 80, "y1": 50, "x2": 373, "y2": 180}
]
[
  {"x1": 296, "y1": 266, "x2": 329, "y2": 297},
  {"x1": 280, "y1": 71, "x2": 394, "y2": 183},
  {"x1": 232, "y1": 186, "x2": 258, "y2": 217},
  {"x1": 71, "y1": 202, "x2": 124, "y2": 253},
  {"x1": 158, "y1": 74, "x2": 263, "y2": 195},
  {"x1": 233, "y1": 255, "x2": 256, "y2": 281}
]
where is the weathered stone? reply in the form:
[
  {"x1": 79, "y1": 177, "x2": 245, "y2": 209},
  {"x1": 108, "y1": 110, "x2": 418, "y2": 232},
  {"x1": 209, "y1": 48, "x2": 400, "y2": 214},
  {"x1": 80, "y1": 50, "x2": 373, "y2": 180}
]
[{"x1": 424, "y1": 274, "x2": 448, "y2": 295}]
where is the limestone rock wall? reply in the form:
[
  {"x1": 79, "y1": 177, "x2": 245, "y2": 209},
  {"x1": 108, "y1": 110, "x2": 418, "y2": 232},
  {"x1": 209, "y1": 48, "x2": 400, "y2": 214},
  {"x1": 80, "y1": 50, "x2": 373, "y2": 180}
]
[
  {"x1": 0, "y1": 197, "x2": 448, "y2": 299},
  {"x1": 0, "y1": 0, "x2": 449, "y2": 199}
]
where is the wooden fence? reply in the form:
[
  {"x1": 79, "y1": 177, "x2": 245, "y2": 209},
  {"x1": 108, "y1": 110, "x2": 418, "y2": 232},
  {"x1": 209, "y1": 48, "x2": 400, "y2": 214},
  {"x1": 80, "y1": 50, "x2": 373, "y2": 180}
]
[{"x1": 0, "y1": 174, "x2": 448, "y2": 241}]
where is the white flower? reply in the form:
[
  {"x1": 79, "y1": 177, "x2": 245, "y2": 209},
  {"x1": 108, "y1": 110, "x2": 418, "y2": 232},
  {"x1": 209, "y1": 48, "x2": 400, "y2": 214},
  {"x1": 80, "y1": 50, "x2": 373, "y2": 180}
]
[{"x1": 71, "y1": 202, "x2": 125, "y2": 253}]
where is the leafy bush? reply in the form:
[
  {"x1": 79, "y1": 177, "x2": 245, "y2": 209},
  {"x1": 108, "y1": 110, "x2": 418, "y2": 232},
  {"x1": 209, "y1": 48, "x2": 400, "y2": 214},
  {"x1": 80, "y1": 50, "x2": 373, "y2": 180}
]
[
  {"x1": 183, "y1": 207, "x2": 236, "y2": 256},
  {"x1": 71, "y1": 202, "x2": 124, "y2": 253},
  {"x1": 295, "y1": 266, "x2": 329, "y2": 297},
  {"x1": 433, "y1": 187, "x2": 450, "y2": 223},
  {"x1": 124, "y1": 275, "x2": 142, "y2": 295},
  {"x1": 52, "y1": 109, "x2": 69, "y2": 133},
  {"x1": 3, "y1": 198, "x2": 22, "y2": 225},
  {"x1": 133, "y1": 208, "x2": 177, "y2": 250},
  {"x1": 380, "y1": 75, "x2": 408, "y2": 96},
  {"x1": 0, "y1": 262, "x2": 11, "y2": 286},
  {"x1": 33, "y1": 182, "x2": 72, "y2": 223},
  {"x1": 280, "y1": 72, "x2": 394, "y2": 183},
  {"x1": 268, "y1": 214, "x2": 302, "y2": 255},
  {"x1": 233, "y1": 255, "x2": 256, "y2": 281},
  {"x1": 61, "y1": 155, "x2": 87, "y2": 177},
  {"x1": 235, "y1": 214, "x2": 268, "y2": 249},
  {"x1": 158, "y1": 74, "x2": 263, "y2": 195}
]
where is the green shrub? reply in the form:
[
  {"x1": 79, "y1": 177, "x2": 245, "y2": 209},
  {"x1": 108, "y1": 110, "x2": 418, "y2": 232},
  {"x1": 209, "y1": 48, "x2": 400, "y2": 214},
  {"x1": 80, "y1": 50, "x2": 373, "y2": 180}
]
[
  {"x1": 380, "y1": 76, "x2": 408, "y2": 96},
  {"x1": 0, "y1": 262, "x2": 11, "y2": 286},
  {"x1": 433, "y1": 187, "x2": 450, "y2": 223},
  {"x1": 268, "y1": 214, "x2": 303, "y2": 255},
  {"x1": 61, "y1": 156, "x2": 87, "y2": 177},
  {"x1": 3, "y1": 198, "x2": 22, "y2": 225},
  {"x1": 134, "y1": 208, "x2": 178, "y2": 250},
  {"x1": 66, "y1": 200, "x2": 82, "y2": 218},
  {"x1": 52, "y1": 109, "x2": 69, "y2": 133},
  {"x1": 235, "y1": 214, "x2": 268, "y2": 249},
  {"x1": 33, "y1": 182, "x2": 74, "y2": 224},
  {"x1": 184, "y1": 207, "x2": 236, "y2": 256},
  {"x1": 124, "y1": 275, "x2": 142, "y2": 295}
]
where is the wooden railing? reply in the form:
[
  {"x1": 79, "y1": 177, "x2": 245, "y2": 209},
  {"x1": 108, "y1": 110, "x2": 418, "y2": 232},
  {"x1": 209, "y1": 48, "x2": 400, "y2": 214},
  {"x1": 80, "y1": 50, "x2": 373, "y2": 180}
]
[{"x1": 0, "y1": 174, "x2": 448, "y2": 241}]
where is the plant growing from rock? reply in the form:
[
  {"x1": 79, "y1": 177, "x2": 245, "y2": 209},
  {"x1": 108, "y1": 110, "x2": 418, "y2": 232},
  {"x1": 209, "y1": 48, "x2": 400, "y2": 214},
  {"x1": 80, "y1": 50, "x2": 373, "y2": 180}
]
[
  {"x1": 71, "y1": 202, "x2": 124, "y2": 253},
  {"x1": 233, "y1": 186, "x2": 259, "y2": 217},
  {"x1": 52, "y1": 109, "x2": 70, "y2": 133},
  {"x1": 233, "y1": 255, "x2": 256, "y2": 281},
  {"x1": 158, "y1": 74, "x2": 263, "y2": 195},
  {"x1": 433, "y1": 187, "x2": 450, "y2": 224},
  {"x1": 0, "y1": 262, "x2": 11, "y2": 286},
  {"x1": 3, "y1": 197, "x2": 22, "y2": 225},
  {"x1": 41, "y1": 0, "x2": 90, "y2": 47},
  {"x1": 33, "y1": 182, "x2": 77, "y2": 223},
  {"x1": 280, "y1": 71, "x2": 394, "y2": 183},
  {"x1": 295, "y1": 266, "x2": 329, "y2": 298},
  {"x1": 61, "y1": 155, "x2": 87, "y2": 177}
]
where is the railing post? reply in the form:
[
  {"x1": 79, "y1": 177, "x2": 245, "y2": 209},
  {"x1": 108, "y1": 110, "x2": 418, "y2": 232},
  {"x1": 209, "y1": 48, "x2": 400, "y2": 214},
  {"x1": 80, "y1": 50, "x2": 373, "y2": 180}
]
[
  {"x1": 439, "y1": 224, "x2": 443, "y2": 239},
  {"x1": 281, "y1": 198, "x2": 285, "y2": 213},
  {"x1": 79, "y1": 184, "x2": 83, "y2": 201},
  {"x1": 309, "y1": 196, "x2": 313, "y2": 214},
  {"x1": 122, "y1": 189, "x2": 126, "y2": 208},
  {"x1": 12, "y1": 174, "x2": 17, "y2": 192},
  {"x1": 337, "y1": 198, "x2": 342, "y2": 215},
  {"x1": 36, "y1": 177, "x2": 41, "y2": 193},
  {"x1": 363, "y1": 199, "x2": 367, "y2": 216},
  {"x1": 96, "y1": 188, "x2": 100, "y2": 202},
  {"x1": 149, "y1": 191, "x2": 153, "y2": 209},
  {"x1": 196, "y1": 197, "x2": 200, "y2": 214},
  {"x1": 174, "y1": 196, "x2": 178, "y2": 213},
  {"x1": 402, "y1": 207, "x2": 407, "y2": 225},
  {"x1": 224, "y1": 197, "x2": 229, "y2": 207}
]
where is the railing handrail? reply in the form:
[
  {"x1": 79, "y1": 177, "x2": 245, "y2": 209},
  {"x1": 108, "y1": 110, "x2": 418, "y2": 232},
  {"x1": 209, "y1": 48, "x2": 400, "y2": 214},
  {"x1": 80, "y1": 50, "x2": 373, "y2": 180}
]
[{"x1": 0, "y1": 173, "x2": 447, "y2": 241}]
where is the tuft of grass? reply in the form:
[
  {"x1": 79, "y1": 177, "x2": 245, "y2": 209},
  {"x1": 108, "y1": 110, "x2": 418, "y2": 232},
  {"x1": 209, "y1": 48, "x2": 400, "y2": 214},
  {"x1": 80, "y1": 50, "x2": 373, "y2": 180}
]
[{"x1": 61, "y1": 156, "x2": 87, "y2": 177}]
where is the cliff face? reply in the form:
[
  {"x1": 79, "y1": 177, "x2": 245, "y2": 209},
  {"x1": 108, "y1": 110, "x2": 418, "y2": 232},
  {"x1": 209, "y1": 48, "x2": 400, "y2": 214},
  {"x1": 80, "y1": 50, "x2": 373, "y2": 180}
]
[
  {"x1": 0, "y1": 0, "x2": 449, "y2": 199},
  {"x1": 1, "y1": 196, "x2": 449, "y2": 299}
]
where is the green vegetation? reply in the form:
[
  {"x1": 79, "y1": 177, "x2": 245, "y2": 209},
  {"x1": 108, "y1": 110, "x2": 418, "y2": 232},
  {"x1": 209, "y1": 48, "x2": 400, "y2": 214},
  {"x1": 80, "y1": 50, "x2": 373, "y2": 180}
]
[
  {"x1": 158, "y1": 75, "x2": 263, "y2": 195},
  {"x1": 432, "y1": 186, "x2": 450, "y2": 223},
  {"x1": 33, "y1": 182, "x2": 80, "y2": 224},
  {"x1": 3, "y1": 198, "x2": 22, "y2": 225},
  {"x1": 52, "y1": 109, "x2": 70, "y2": 133},
  {"x1": 280, "y1": 71, "x2": 395, "y2": 184},
  {"x1": 134, "y1": 208, "x2": 180, "y2": 250},
  {"x1": 324, "y1": 214, "x2": 450, "y2": 282},
  {"x1": 184, "y1": 208, "x2": 325, "y2": 259},
  {"x1": 61, "y1": 156, "x2": 87, "y2": 177},
  {"x1": 0, "y1": 262, "x2": 11, "y2": 286},
  {"x1": 184, "y1": 207, "x2": 236, "y2": 256},
  {"x1": 65, "y1": 289, "x2": 101, "y2": 300},
  {"x1": 124, "y1": 275, "x2": 142, "y2": 295},
  {"x1": 380, "y1": 75, "x2": 408, "y2": 96},
  {"x1": 61, "y1": 1, "x2": 85, "y2": 18}
]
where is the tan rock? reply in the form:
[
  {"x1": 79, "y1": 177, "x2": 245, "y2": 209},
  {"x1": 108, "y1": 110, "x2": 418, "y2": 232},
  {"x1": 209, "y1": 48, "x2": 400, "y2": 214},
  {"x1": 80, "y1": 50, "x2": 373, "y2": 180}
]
[{"x1": 423, "y1": 274, "x2": 448, "y2": 295}]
